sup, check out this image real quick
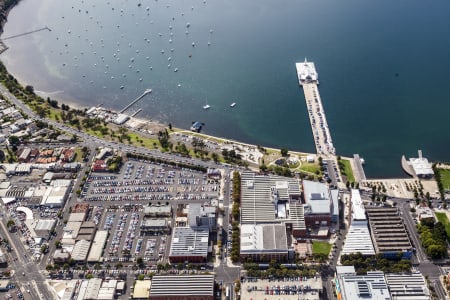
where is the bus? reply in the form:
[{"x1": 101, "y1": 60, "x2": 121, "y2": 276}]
[{"x1": 225, "y1": 286, "x2": 230, "y2": 300}]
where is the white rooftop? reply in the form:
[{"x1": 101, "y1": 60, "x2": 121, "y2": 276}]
[
  {"x1": 16, "y1": 206, "x2": 33, "y2": 220},
  {"x1": 303, "y1": 180, "x2": 331, "y2": 215},
  {"x1": 385, "y1": 273, "x2": 430, "y2": 300},
  {"x1": 34, "y1": 219, "x2": 56, "y2": 231},
  {"x1": 169, "y1": 227, "x2": 209, "y2": 258},
  {"x1": 296, "y1": 58, "x2": 318, "y2": 83},
  {"x1": 240, "y1": 172, "x2": 300, "y2": 224},
  {"x1": 409, "y1": 151, "x2": 434, "y2": 177},
  {"x1": 240, "y1": 224, "x2": 288, "y2": 253},
  {"x1": 150, "y1": 275, "x2": 214, "y2": 297},
  {"x1": 337, "y1": 270, "x2": 391, "y2": 300},
  {"x1": 336, "y1": 266, "x2": 356, "y2": 275},
  {"x1": 341, "y1": 222, "x2": 375, "y2": 256},
  {"x1": 351, "y1": 189, "x2": 366, "y2": 221},
  {"x1": 87, "y1": 231, "x2": 108, "y2": 263},
  {"x1": 71, "y1": 240, "x2": 91, "y2": 261}
]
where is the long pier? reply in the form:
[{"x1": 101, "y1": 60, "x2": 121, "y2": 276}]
[
  {"x1": 2, "y1": 26, "x2": 51, "y2": 40},
  {"x1": 296, "y1": 59, "x2": 335, "y2": 156},
  {"x1": 119, "y1": 89, "x2": 152, "y2": 114}
]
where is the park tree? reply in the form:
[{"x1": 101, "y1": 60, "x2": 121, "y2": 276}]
[
  {"x1": 8, "y1": 135, "x2": 20, "y2": 151},
  {"x1": 6, "y1": 220, "x2": 15, "y2": 230},
  {"x1": 25, "y1": 85, "x2": 34, "y2": 94},
  {"x1": 136, "y1": 257, "x2": 144, "y2": 267},
  {"x1": 0, "y1": 150, "x2": 5, "y2": 163},
  {"x1": 40, "y1": 244, "x2": 49, "y2": 254}
]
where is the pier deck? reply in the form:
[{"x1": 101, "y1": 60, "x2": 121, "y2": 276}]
[
  {"x1": 296, "y1": 60, "x2": 335, "y2": 157},
  {"x1": 300, "y1": 82, "x2": 335, "y2": 156},
  {"x1": 119, "y1": 89, "x2": 152, "y2": 114}
]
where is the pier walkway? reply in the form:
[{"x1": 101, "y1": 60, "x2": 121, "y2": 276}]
[
  {"x1": 296, "y1": 60, "x2": 335, "y2": 157},
  {"x1": 353, "y1": 154, "x2": 367, "y2": 182},
  {"x1": 2, "y1": 26, "x2": 51, "y2": 41},
  {"x1": 119, "y1": 89, "x2": 152, "y2": 114}
]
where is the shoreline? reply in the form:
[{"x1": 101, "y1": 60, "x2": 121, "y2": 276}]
[
  {"x1": 0, "y1": 2, "x2": 444, "y2": 181},
  {"x1": 0, "y1": 0, "x2": 22, "y2": 54},
  {"x1": 0, "y1": 1, "x2": 317, "y2": 163},
  {"x1": 0, "y1": 0, "x2": 19, "y2": 34}
]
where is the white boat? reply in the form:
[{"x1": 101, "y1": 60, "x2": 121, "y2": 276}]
[
  {"x1": 203, "y1": 100, "x2": 210, "y2": 110},
  {"x1": 230, "y1": 102, "x2": 236, "y2": 107}
]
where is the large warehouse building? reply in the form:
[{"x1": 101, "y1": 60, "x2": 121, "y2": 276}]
[
  {"x1": 365, "y1": 207, "x2": 412, "y2": 259},
  {"x1": 149, "y1": 275, "x2": 214, "y2": 300}
]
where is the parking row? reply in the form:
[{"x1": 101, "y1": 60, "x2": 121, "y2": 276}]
[
  {"x1": 85, "y1": 194, "x2": 172, "y2": 202},
  {"x1": 91, "y1": 179, "x2": 175, "y2": 187},
  {"x1": 90, "y1": 186, "x2": 172, "y2": 194}
]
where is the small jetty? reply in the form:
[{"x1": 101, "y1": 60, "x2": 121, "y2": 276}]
[
  {"x1": 296, "y1": 59, "x2": 335, "y2": 156},
  {"x1": 130, "y1": 108, "x2": 142, "y2": 117},
  {"x1": 119, "y1": 89, "x2": 152, "y2": 114}
]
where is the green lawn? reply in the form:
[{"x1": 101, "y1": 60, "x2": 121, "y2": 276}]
[
  {"x1": 435, "y1": 212, "x2": 450, "y2": 240},
  {"x1": 300, "y1": 162, "x2": 321, "y2": 175},
  {"x1": 126, "y1": 132, "x2": 159, "y2": 149},
  {"x1": 73, "y1": 148, "x2": 83, "y2": 163},
  {"x1": 340, "y1": 159, "x2": 355, "y2": 183},
  {"x1": 47, "y1": 107, "x2": 62, "y2": 122},
  {"x1": 312, "y1": 241, "x2": 332, "y2": 255},
  {"x1": 438, "y1": 169, "x2": 450, "y2": 190}
]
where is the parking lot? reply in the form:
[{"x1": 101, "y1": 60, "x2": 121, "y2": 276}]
[
  {"x1": 323, "y1": 159, "x2": 341, "y2": 187},
  {"x1": 3, "y1": 198, "x2": 60, "y2": 261},
  {"x1": 241, "y1": 278, "x2": 322, "y2": 300},
  {"x1": 81, "y1": 159, "x2": 221, "y2": 264},
  {"x1": 81, "y1": 159, "x2": 219, "y2": 202},
  {"x1": 97, "y1": 209, "x2": 170, "y2": 264}
]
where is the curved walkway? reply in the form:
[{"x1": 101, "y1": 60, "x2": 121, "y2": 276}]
[{"x1": 401, "y1": 155, "x2": 416, "y2": 177}]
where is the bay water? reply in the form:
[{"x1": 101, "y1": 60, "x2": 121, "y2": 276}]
[{"x1": 2, "y1": 0, "x2": 450, "y2": 178}]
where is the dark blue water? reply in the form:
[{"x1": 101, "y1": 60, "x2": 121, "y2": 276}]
[{"x1": 2, "y1": 0, "x2": 450, "y2": 178}]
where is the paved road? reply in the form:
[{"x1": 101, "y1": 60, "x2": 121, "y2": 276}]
[
  {"x1": 214, "y1": 169, "x2": 241, "y2": 285},
  {"x1": 397, "y1": 200, "x2": 427, "y2": 263},
  {"x1": 0, "y1": 79, "x2": 246, "y2": 297},
  {"x1": 323, "y1": 159, "x2": 338, "y2": 187},
  {"x1": 1, "y1": 84, "x2": 226, "y2": 174},
  {"x1": 395, "y1": 198, "x2": 447, "y2": 298},
  {"x1": 0, "y1": 216, "x2": 55, "y2": 300}
]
